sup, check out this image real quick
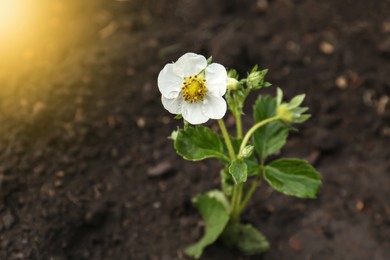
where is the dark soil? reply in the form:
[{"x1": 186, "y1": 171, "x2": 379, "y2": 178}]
[{"x1": 0, "y1": 0, "x2": 389, "y2": 259}]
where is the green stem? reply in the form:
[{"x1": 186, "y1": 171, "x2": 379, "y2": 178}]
[
  {"x1": 239, "y1": 116, "x2": 280, "y2": 153},
  {"x1": 238, "y1": 171, "x2": 262, "y2": 215},
  {"x1": 230, "y1": 183, "x2": 243, "y2": 223},
  {"x1": 232, "y1": 116, "x2": 280, "y2": 221},
  {"x1": 235, "y1": 111, "x2": 243, "y2": 139},
  {"x1": 218, "y1": 119, "x2": 235, "y2": 161}
]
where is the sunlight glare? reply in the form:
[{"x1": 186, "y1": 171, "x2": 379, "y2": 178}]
[{"x1": 0, "y1": 0, "x2": 28, "y2": 37}]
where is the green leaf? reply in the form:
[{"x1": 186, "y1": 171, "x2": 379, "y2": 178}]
[
  {"x1": 221, "y1": 223, "x2": 270, "y2": 255},
  {"x1": 245, "y1": 156, "x2": 260, "y2": 176},
  {"x1": 174, "y1": 126, "x2": 229, "y2": 162},
  {"x1": 185, "y1": 191, "x2": 230, "y2": 259},
  {"x1": 264, "y1": 158, "x2": 321, "y2": 198},
  {"x1": 229, "y1": 159, "x2": 248, "y2": 183},
  {"x1": 253, "y1": 96, "x2": 288, "y2": 160}
]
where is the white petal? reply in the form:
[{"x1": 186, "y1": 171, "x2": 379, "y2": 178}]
[
  {"x1": 182, "y1": 102, "x2": 209, "y2": 125},
  {"x1": 158, "y1": 63, "x2": 183, "y2": 99},
  {"x1": 173, "y1": 53, "x2": 207, "y2": 78},
  {"x1": 161, "y1": 95, "x2": 184, "y2": 115},
  {"x1": 205, "y1": 63, "x2": 227, "y2": 96},
  {"x1": 202, "y1": 94, "x2": 227, "y2": 120}
]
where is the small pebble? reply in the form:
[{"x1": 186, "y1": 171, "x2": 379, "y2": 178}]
[
  {"x1": 152, "y1": 201, "x2": 161, "y2": 209},
  {"x1": 54, "y1": 179, "x2": 63, "y2": 188},
  {"x1": 355, "y1": 199, "x2": 365, "y2": 212},
  {"x1": 137, "y1": 117, "x2": 146, "y2": 128},
  {"x1": 319, "y1": 41, "x2": 334, "y2": 54},
  {"x1": 382, "y1": 22, "x2": 390, "y2": 33},
  {"x1": 377, "y1": 95, "x2": 389, "y2": 115},
  {"x1": 335, "y1": 75, "x2": 348, "y2": 89},
  {"x1": 56, "y1": 171, "x2": 65, "y2": 178},
  {"x1": 255, "y1": 0, "x2": 268, "y2": 13},
  {"x1": 147, "y1": 162, "x2": 174, "y2": 178}
]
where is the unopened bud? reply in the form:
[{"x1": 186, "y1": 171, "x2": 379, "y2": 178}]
[
  {"x1": 227, "y1": 77, "x2": 238, "y2": 90},
  {"x1": 238, "y1": 145, "x2": 254, "y2": 159},
  {"x1": 247, "y1": 71, "x2": 262, "y2": 88},
  {"x1": 277, "y1": 104, "x2": 293, "y2": 124}
]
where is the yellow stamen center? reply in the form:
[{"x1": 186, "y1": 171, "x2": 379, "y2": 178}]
[{"x1": 182, "y1": 75, "x2": 207, "y2": 103}]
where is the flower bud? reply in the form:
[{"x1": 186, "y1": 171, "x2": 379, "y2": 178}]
[
  {"x1": 247, "y1": 71, "x2": 262, "y2": 88},
  {"x1": 238, "y1": 145, "x2": 254, "y2": 160},
  {"x1": 277, "y1": 104, "x2": 293, "y2": 124},
  {"x1": 227, "y1": 77, "x2": 238, "y2": 90}
]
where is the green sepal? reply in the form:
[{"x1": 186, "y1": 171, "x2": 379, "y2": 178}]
[
  {"x1": 185, "y1": 191, "x2": 230, "y2": 259},
  {"x1": 253, "y1": 95, "x2": 288, "y2": 160},
  {"x1": 221, "y1": 223, "x2": 270, "y2": 255},
  {"x1": 174, "y1": 126, "x2": 229, "y2": 162},
  {"x1": 207, "y1": 56, "x2": 213, "y2": 65},
  {"x1": 229, "y1": 159, "x2": 248, "y2": 183},
  {"x1": 264, "y1": 158, "x2": 321, "y2": 198},
  {"x1": 287, "y1": 94, "x2": 305, "y2": 109},
  {"x1": 293, "y1": 114, "x2": 311, "y2": 123}
]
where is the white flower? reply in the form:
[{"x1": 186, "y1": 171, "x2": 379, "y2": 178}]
[{"x1": 158, "y1": 53, "x2": 227, "y2": 125}]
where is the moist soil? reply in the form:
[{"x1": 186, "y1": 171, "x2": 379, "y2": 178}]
[{"x1": 0, "y1": 0, "x2": 389, "y2": 259}]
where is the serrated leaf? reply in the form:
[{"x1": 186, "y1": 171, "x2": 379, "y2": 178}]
[
  {"x1": 245, "y1": 156, "x2": 260, "y2": 176},
  {"x1": 229, "y1": 159, "x2": 248, "y2": 183},
  {"x1": 264, "y1": 158, "x2": 321, "y2": 198},
  {"x1": 185, "y1": 192, "x2": 230, "y2": 259},
  {"x1": 174, "y1": 126, "x2": 228, "y2": 162},
  {"x1": 221, "y1": 223, "x2": 270, "y2": 255},
  {"x1": 253, "y1": 96, "x2": 288, "y2": 160}
]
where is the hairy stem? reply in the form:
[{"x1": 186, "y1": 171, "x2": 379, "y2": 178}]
[
  {"x1": 235, "y1": 112, "x2": 243, "y2": 139},
  {"x1": 239, "y1": 116, "x2": 280, "y2": 153},
  {"x1": 218, "y1": 119, "x2": 235, "y2": 161},
  {"x1": 238, "y1": 170, "x2": 262, "y2": 215}
]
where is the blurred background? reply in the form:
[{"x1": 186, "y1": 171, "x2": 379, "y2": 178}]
[{"x1": 0, "y1": 0, "x2": 389, "y2": 259}]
